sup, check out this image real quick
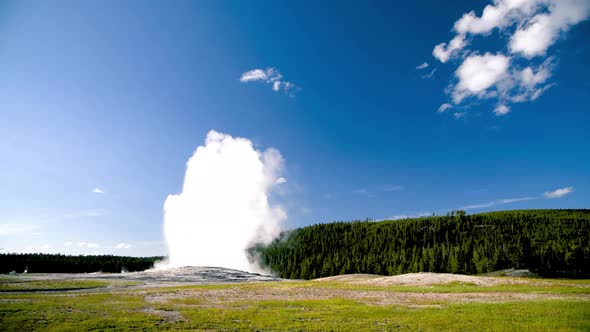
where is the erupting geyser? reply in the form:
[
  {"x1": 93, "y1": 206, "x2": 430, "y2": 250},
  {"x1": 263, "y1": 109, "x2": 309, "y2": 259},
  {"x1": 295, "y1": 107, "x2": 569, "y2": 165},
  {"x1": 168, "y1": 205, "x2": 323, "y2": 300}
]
[{"x1": 159, "y1": 130, "x2": 286, "y2": 272}]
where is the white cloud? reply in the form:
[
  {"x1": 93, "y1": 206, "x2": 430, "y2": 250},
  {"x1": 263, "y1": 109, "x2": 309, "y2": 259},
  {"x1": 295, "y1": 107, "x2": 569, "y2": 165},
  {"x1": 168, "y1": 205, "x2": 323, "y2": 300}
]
[
  {"x1": 432, "y1": 0, "x2": 590, "y2": 115},
  {"x1": 453, "y1": 53, "x2": 510, "y2": 103},
  {"x1": 240, "y1": 69, "x2": 273, "y2": 82},
  {"x1": 416, "y1": 62, "x2": 429, "y2": 69},
  {"x1": 438, "y1": 103, "x2": 453, "y2": 113},
  {"x1": 434, "y1": 0, "x2": 542, "y2": 64},
  {"x1": 114, "y1": 243, "x2": 133, "y2": 249},
  {"x1": 422, "y1": 68, "x2": 438, "y2": 79},
  {"x1": 454, "y1": 0, "x2": 540, "y2": 35},
  {"x1": 275, "y1": 177, "x2": 287, "y2": 184},
  {"x1": 433, "y1": 34, "x2": 467, "y2": 63},
  {"x1": 272, "y1": 81, "x2": 281, "y2": 91},
  {"x1": 240, "y1": 67, "x2": 299, "y2": 97},
  {"x1": 92, "y1": 188, "x2": 105, "y2": 194},
  {"x1": 0, "y1": 223, "x2": 40, "y2": 236},
  {"x1": 62, "y1": 209, "x2": 107, "y2": 219},
  {"x1": 460, "y1": 195, "x2": 538, "y2": 210},
  {"x1": 461, "y1": 201, "x2": 497, "y2": 210},
  {"x1": 76, "y1": 242, "x2": 100, "y2": 249},
  {"x1": 64, "y1": 241, "x2": 73, "y2": 246},
  {"x1": 544, "y1": 186, "x2": 574, "y2": 198},
  {"x1": 510, "y1": 0, "x2": 590, "y2": 57},
  {"x1": 498, "y1": 196, "x2": 537, "y2": 203},
  {"x1": 494, "y1": 104, "x2": 510, "y2": 116},
  {"x1": 381, "y1": 185, "x2": 404, "y2": 192}
]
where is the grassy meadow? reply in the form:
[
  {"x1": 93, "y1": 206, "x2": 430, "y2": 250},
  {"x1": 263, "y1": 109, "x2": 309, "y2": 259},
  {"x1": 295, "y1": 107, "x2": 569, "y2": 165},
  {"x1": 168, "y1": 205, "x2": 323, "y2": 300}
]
[{"x1": 0, "y1": 275, "x2": 588, "y2": 331}]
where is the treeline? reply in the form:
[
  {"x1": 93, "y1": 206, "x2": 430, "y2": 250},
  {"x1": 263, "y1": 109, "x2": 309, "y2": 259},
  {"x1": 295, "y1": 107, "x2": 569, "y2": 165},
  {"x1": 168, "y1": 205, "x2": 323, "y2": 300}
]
[
  {"x1": 0, "y1": 254, "x2": 162, "y2": 274},
  {"x1": 254, "y1": 209, "x2": 590, "y2": 279}
]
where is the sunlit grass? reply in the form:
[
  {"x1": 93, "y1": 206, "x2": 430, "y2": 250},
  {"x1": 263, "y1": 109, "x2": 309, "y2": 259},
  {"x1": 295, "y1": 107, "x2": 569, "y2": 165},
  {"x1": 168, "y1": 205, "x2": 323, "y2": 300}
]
[
  {"x1": 0, "y1": 278, "x2": 588, "y2": 331},
  {"x1": 0, "y1": 279, "x2": 109, "y2": 292}
]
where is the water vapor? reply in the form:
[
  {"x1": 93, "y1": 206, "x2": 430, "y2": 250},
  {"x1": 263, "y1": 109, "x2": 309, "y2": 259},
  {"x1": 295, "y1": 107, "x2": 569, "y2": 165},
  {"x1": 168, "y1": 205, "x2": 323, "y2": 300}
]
[{"x1": 159, "y1": 130, "x2": 286, "y2": 272}]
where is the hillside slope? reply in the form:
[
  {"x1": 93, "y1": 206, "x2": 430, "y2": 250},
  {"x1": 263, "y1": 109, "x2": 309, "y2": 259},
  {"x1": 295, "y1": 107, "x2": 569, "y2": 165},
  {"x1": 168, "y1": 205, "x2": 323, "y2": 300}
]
[{"x1": 254, "y1": 209, "x2": 590, "y2": 279}]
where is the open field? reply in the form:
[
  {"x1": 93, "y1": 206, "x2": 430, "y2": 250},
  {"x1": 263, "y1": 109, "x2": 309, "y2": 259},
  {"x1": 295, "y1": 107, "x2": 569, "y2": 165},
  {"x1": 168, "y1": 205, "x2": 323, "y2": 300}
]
[{"x1": 1, "y1": 271, "x2": 589, "y2": 331}]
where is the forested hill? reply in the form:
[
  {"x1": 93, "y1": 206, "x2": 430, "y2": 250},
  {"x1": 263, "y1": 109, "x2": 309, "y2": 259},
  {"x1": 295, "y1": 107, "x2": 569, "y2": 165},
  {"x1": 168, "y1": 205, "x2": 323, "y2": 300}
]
[{"x1": 254, "y1": 209, "x2": 590, "y2": 279}]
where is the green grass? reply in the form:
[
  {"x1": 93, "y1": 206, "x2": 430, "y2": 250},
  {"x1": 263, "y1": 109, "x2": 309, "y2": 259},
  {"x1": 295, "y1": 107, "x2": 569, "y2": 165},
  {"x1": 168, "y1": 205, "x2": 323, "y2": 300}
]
[
  {"x1": 0, "y1": 278, "x2": 589, "y2": 331},
  {"x1": 157, "y1": 278, "x2": 590, "y2": 295},
  {"x1": 176, "y1": 299, "x2": 590, "y2": 331},
  {"x1": 0, "y1": 279, "x2": 109, "y2": 292},
  {"x1": 304, "y1": 280, "x2": 590, "y2": 295}
]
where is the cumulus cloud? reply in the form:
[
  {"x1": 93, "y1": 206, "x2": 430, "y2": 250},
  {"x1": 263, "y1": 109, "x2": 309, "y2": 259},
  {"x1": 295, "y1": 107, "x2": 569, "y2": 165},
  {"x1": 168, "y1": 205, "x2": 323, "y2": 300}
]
[
  {"x1": 159, "y1": 130, "x2": 286, "y2": 273},
  {"x1": 510, "y1": 0, "x2": 590, "y2": 57},
  {"x1": 114, "y1": 243, "x2": 133, "y2": 249},
  {"x1": 240, "y1": 67, "x2": 299, "y2": 97},
  {"x1": 453, "y1": 53, "x2": 510, "y2": 103},
  {"x1": 432, "y1": 0, "x2": 590, "y2": 116},
  {"x1": 92, "y1": 188, "x2": 105, "y2": 194},
  {"x1": 239, "y1": 69, "x2": 271, "y2": 82},
  {"x1": 544, "y1": 186, "x2": 574, "y2": 198},
  {"x1": 433, "y1": 34, "x2": 468, "y2": 63}
]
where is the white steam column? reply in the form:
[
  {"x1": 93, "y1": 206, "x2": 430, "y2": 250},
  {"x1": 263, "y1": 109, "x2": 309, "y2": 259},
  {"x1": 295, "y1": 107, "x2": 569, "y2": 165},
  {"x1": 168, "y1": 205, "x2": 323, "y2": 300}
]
[{"x1": 160, "y1": 130, "x2": 286, "y2": 272}]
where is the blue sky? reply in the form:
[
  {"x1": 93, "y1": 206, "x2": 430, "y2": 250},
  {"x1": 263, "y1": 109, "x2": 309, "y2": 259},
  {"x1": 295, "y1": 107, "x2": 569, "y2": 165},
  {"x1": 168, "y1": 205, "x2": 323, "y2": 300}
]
[{"x1": 1, "y1": 0, "x2": 589, "y2": 256}]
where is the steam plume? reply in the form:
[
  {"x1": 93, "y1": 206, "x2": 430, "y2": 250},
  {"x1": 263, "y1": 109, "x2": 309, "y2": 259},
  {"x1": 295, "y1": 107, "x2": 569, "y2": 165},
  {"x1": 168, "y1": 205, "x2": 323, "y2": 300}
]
[{"x1": 159, "y1": 130, "x2": 286, "y2": 272}]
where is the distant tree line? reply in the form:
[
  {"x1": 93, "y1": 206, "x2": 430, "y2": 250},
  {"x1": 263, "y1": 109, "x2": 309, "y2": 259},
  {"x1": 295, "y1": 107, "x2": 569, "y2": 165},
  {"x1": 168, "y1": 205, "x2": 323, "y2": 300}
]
[
  {"x1": 253, "y1": 209, "x2": 590, "y2": 279},
  {"x1": 0, "y1": 254, "x2": 163, "y2": 274}
]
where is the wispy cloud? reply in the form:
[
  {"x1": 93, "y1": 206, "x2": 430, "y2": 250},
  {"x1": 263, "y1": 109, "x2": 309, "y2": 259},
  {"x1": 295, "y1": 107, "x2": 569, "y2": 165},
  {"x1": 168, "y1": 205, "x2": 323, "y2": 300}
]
[
  {"x1": 0, "y1": 223, "x2": 40, "y2": 236},
  {"x1": 114, "y1": 243, "x2": 133, "y2": 249},
  {"x1": 76, "y1": 242, "x2": 100, "y2": 249},
  {"x1": 380, "y1": 185, "x2": 404, "y2": 192},
  {"x1": 460, "y1": 196, "x2": 538, "y2": 211},
  {"x1": 352, "y1": 188, "x2": 369, "y2": 195},
  {"x1": 432, "y1": 0, "x2": 590, "y2": 116},
  {"x1": 63, "y1": 241, "x2": 101, "y2": 249},
  {"x1": 62, "y1": 209, "x2": 107, "y2": 219},
  {"x1": 460, "y1": 201, "x2": 497, "y2": 210},
  {"x1": 494, "y1": 104, "x2": 510, "y2": 116},
  {"x1": 438, "y1": 103, "x2": 453, "y2": 113},
  {"x1": 92, "y1": 188, "x2": 105, "y2": 194},
  {"x1": 353, "y1": 185, "x2": 404, "y2": 196},
  {"x1": 544, "y1": 186, "x2": 574, "y2": 199},
  {"x1": 422, "y1": 68, "x2": 437, "y2": 80},
  {"x1": 416, "y1": 62, "x2": 430, "y2": 70},
  {"x1": 498, "y1": 196, "x2": 537, "y2": 204},
  {"x1": 240, "y1": 67, "x2": 299, "y2": 97}
]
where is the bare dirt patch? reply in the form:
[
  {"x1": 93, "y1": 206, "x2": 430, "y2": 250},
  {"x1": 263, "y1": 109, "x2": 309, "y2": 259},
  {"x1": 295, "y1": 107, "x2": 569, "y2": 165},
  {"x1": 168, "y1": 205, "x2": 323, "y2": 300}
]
[
  {"x1": 319, "y1": 272, "x2": 533, "y2": 287},
  {"x1": 142, "y1": 283, "x2": 587, "y2": 308},
  {"x1": 141, "y1": 307, "x2": 187, "y2": 322},
  {"x1": 314, "y1": 274, "x2": 383, "y2": 282}
]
